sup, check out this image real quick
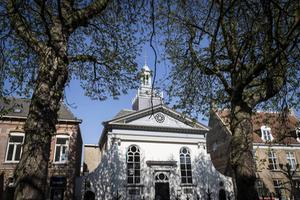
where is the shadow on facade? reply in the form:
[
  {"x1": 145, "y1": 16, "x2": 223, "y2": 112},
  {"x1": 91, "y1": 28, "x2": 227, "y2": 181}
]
[
  {"x1": 83, "y1": 143, "x2": 127, "y2": 199},
  {"x1": 82, "y1": 143, "x2": 234, "y2": 200},
  {"x1": 48, "y1": 126, "x2": 82, "y2": 200},
  {"x1": 193, "y1": 154, "x2": 234, "y2": 200}
]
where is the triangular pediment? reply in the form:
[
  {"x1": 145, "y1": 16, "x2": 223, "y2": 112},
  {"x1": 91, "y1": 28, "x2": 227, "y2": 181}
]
[{"x1": 107, "y1": 105, "x2": 208, "y2": 131}]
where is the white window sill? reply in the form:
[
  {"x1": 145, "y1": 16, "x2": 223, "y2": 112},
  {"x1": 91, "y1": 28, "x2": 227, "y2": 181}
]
[
  {"x1": 53, "y1": 162, "x2": 68, "y2": 165},
  {"x1": 4, "y1": 161, "x2": 19, "y2": 164},
  {"x1": 262, "y1": 140, "x2": 273, "y2": 142}
]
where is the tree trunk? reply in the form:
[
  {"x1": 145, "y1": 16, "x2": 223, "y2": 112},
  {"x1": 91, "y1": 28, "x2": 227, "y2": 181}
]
[
  {"x1": 230, "y1": 103, "x2": 258, "y2": 200},
  {"x1": 13, "y1": 50, "x2": 68, "y2": 199}
]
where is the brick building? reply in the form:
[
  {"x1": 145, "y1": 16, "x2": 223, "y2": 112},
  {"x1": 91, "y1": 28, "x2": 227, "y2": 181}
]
[
  {"x1": 207, "y1": 109, "x2": 300, "y2": 199},
  {"x1": 0, "y1": 98, "x2": 82, "y2": 200}
]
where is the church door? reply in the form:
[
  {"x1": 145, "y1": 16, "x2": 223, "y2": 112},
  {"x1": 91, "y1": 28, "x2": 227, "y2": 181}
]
[
  {"x1": 155, "y1": 183, "x2": 170, "y2": 200},
  {"x1": 154, "y1": 172, "x2": 170, "y2": 200}
]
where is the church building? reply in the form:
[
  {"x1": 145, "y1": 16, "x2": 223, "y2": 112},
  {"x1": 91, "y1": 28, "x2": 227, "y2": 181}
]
[{"x1": 83, "y1": 65, "x2": 234, "y2": 200}]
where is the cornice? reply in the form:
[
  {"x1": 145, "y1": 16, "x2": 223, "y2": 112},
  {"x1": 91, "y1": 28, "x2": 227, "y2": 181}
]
[
  {"x1": 0, "y1": 115, "x2": 82, "y2": 123},
  {"x1": 107, "y1": 123, "x2": 207, "y2": 134}
]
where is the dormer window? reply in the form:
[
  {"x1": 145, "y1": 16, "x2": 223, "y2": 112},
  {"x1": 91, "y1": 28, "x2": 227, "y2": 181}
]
[
  {"x1": 13, "y1": 108, "x2": 22, "y2": 113},
  {"x1": 261, "y1": 126, "x2": 273, "y2": 142},
  {"x1": 296, "y1": 128, "x2": 300, "y2": 142}
]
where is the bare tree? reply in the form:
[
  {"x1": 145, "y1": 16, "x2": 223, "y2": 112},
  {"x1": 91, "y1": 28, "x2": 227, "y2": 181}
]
[
  {"x1": 278, "y1": 163, "x2": 300, "y2": 200},
  {"x1": 0, "y1": 0, "x2": 144, "y2": 199},
  {"x1": 155, "y1": 0, "x2": 300, "y2": 199}
]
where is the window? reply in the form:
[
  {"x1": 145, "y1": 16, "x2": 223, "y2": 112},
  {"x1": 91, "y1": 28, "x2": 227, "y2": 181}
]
[
  {"x1": 261, "y1": 126, "x2": 273, "y2": 141},
  {"x1": 13, "y1": 108, "x2": 22, "y2": 113},
  {"x1": 296, "y1": 128, "x2": 300, "y2": 141},
  {"x1": 286, "y1": 152, "x2": 297, "y2": 170},
  {"x1": 180, "y1": 147, "x2": 192, "y2": 184},
  {"x1": 212, "y1": 142, "x2": 217, "y2": 152},
  {"x1": 268, "y1": 150, "x2": 278, "y2": 170},
  {"x1": 50, "y1": 176, "x2": 66, "y2": 200},
  {"x1": 273, "y1": 180, "x2": 286, "y2": 198},
  {"x1": 256, "y1": 180, "x2": 268, "y2": 197},
  {"x1": 155, "y1": 172, "x2": 169, "y2": 182},
  {"x1": 145, "y1": 75, "x2": 149, "y2": 85},
  {"x1": 5, "y1": 133, "x2": 24, "y2": 162},
  {"x1": 54, "y1": 136, "x2": 69, "y2": 163},
  {"x1": 127, "y1": 145, "x2": 140, "y2": 184}
]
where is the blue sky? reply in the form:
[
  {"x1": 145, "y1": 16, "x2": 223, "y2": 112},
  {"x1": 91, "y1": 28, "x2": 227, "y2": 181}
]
[
  {"x1": 64, "y1": 45, "x2": 181, "y2": 145},
  {"x1": 65, "y1": 80, "x2": 135, "y2": 145},
  {"x1": 65, "y1": 49, "x2": 300, "y2": 146}
]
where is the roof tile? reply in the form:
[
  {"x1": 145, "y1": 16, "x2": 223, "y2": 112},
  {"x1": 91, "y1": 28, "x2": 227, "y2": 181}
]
[
  {"x1": 0, "y1": 98, "x2": 80, "y2": 122},
  {"x1": 217, "y1": 110, "x2": 299, "y2": 144}
]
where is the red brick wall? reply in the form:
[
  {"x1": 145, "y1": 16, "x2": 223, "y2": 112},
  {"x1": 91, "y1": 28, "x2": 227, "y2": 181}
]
[{"x1": 0, "y1": 119, "x2": 82, "y2": 200}]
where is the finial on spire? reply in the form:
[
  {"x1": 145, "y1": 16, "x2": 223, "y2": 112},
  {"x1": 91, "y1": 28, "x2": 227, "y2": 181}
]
[
  {"x1": 144, "y1": 53, "x2": 148, "y2": 66},
  {"x1": 142, "y1": 53, "x2": 150, "y2": 71},
  {"x1": 142, "y1": 54, "x2": 150, "y2": 71}
]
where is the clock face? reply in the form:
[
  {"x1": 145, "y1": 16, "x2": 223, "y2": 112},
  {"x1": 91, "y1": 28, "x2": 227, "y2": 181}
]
[{"x1": 154, "y1": 113, "x2": 165, "y2": 123}]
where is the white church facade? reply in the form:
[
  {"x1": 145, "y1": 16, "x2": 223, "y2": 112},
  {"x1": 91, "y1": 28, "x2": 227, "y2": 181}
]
[{"x1": 82, "y1": 65, "x2": 234, "y2": 200}]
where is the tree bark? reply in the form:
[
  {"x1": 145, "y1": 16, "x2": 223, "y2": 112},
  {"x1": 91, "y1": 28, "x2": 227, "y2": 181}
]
[
  {"x1": 13, "y1": 49, "x2": 68, "y2": 199},
  {"x1": 229, "y1": 103, "x2": 258, "y2": 200},
  {"x1": 7, "y1": 0, "x2": 111, "y2": 198}
]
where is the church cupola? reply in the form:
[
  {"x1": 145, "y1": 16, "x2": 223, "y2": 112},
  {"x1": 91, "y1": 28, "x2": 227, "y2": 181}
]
[
  {"x1": 132, "y1": 64, "x2": 163, "y2": 111},
  {"x1": 141, "y1": 64, "x2": 152, "y2": 88}
]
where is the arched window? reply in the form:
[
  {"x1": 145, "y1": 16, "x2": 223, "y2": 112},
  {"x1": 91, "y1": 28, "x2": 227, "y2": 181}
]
[
  {"x1": 180, "y1": 147, "x2": 192, "y2": 184},
  {"x1": 155, "y1": 172, "x2": 169, "y2": 183},
  {"x1": 127, "y1": 145, "x2": 140, "y2": 184}
]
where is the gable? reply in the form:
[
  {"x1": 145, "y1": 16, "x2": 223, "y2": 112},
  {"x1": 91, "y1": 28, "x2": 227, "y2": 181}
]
[
  {"x1": 108, "y1": 105, "x2": 208, "y2": 131},
  {"x1": 216, "y1": 109, "x2": 300, "y2": 144},
  {"x1": 126, "y1": 112, "x2": 194, "y2": 129}
]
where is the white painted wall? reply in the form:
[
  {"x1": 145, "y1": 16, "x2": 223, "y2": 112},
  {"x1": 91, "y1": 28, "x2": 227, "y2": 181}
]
[
  {"x1": 119, "y1": 141, "x2": 203, "y2": 162},
  {"x1": 84, "y1": 128, "x2": 234, "y2": 200}
]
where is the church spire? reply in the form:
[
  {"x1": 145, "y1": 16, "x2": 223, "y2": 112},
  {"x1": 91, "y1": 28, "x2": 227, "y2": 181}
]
[
  {"x1": 132, "y1": 64, "x2": 163, "y2": 110},
  {"x1": 140, "y1": 63, "x2": 152, "y2": 88}
]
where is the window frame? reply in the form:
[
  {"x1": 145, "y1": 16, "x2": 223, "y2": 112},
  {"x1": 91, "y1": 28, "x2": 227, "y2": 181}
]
[
  {"x1": 268, "y1": 150, "x2": 278, "y2": 170},
  {"x1": 5, "y1": 132, "x2": 25, "y2": 163},
  {"x1": 296, "y1": 128, "x2": 300, "y2": 142},
  {"x1": 179, "y1": 147, "x2": 193, "y2": 184},
  {"x1": 286, "y1": 151, "x2": 297, "y2": 171},
  {"x1": 126, "y1": 145, "x2": 141, "y2": 185},
  {"x1": 273, "y1": 179, "x2": 286, "y2": 198},
  {"x1": 261, "y1": 126, "x2": 273, "y2": 142},
  {"x1": 255, "y1": 179, "x2": 268, "y2": 197},
  {"x1": 53, "y1": 135, "x2": 69, "y2": 164}
]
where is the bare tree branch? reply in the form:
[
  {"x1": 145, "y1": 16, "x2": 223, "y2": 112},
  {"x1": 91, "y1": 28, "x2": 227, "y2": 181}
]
[
  {"x1": 68, "y1": 54, "x2": 103, "y2": 64},
  {"x1": 7, "y1": 0, "x2": 47, "y2": 53},
  {"x1": 66, "y1": 0, "x2": 109, "y2": 32}
]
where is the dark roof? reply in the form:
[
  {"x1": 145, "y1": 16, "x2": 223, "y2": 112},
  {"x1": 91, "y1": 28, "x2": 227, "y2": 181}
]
[
  {"x1": 0, "y1": 98, "x2": 81, "y2": 122},
  {"x1": 113, "y1": 109, "x2": 136, "y2": 119},
  {"x1": 109, "y1": 105, "x2": 209, "y2": 129},
  {"x1": 216, "y1": 109, "x2": 299, "y2": 144},
  {"x1": 99, "y1": 105, "x2": 209, "y2": 148}
]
